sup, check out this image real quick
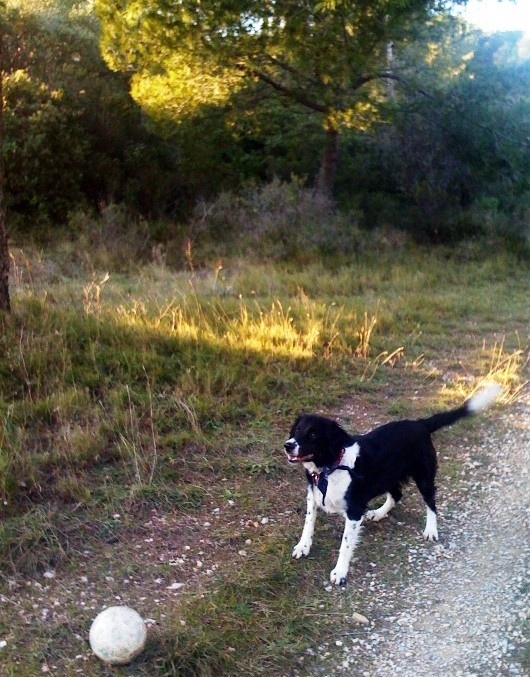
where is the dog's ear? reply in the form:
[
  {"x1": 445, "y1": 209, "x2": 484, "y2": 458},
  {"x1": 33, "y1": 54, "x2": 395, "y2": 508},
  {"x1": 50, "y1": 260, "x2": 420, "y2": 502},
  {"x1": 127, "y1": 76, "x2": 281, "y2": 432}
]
[{"x1": 325, "y1": 419, "x2": 351, "y2": 450}]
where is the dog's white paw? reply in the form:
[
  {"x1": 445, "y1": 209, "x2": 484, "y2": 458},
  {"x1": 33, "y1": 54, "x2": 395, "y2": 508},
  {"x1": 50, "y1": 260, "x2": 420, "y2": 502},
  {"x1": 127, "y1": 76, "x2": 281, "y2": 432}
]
[
  {"x1": 423, "y1": 508, "x2": 438, "y2": 541},
  {"x1": 330, "y1": 566, "x2": 348, "y2": 586},
  {"x1": 365, "y1": 509, "x2": 385, "y2": 522},
  {"x1": 292, "y1": 541, "x2": 311, "y2": 559},
  {"x1": 423, "y1": 527, "x2": 439, "y2": 541}
]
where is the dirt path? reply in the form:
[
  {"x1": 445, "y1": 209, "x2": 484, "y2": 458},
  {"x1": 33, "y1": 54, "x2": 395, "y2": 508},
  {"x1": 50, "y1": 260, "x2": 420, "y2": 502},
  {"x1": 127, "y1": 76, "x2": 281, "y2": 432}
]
[{"x1": 317, "y1": 392, "x2": 530, "y2": 676}]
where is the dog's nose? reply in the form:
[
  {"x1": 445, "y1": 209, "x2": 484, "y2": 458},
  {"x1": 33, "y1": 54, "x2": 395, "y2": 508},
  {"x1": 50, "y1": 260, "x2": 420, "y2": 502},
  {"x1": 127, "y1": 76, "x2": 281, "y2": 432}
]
[{"x1": 284, "y1": 440, "x2": 296, "y2": 453}]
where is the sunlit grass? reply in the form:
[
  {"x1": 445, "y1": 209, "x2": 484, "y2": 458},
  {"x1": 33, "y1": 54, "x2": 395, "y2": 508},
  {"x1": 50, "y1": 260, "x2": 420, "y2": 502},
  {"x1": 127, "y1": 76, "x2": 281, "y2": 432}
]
[
  {"x1": 482, "y1": 336, "x2": 529, "y2": 397},
  {"x1": 2, "y1": 259, "x2": 390, "y2": 524},
  {"x1": 114, "y1": 296, "x2": 328, "y2": 359},
  {"x1": 2, "y1": 250, "x2": 529, "y2": 517},
  {"x1": 442, "y1": 335, "x2": 530, "y2": 405}
]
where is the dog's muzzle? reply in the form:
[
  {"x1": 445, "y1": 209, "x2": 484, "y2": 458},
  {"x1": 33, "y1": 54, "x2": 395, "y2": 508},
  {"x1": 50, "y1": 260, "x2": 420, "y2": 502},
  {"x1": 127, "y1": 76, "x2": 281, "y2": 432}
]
[{"x1": 284, "y1": 439, "x2": 313, "y2": 463}]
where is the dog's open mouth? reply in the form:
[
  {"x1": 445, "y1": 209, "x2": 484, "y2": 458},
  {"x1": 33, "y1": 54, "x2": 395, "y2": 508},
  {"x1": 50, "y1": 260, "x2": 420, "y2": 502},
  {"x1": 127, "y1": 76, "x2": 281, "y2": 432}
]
[{"x1": 286, "y1": 453, "x2": 314, "y2": 464}]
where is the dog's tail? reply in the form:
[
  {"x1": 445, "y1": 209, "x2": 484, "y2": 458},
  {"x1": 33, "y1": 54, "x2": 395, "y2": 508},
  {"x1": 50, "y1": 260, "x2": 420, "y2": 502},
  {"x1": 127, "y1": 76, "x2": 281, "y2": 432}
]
[{"x1": 421, "y1": 382, "x2": 502, "y2": 433}]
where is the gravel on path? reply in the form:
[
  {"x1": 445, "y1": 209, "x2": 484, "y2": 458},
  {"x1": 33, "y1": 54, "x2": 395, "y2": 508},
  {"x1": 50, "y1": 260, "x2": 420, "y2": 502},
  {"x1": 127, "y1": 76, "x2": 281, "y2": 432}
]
[
  {"x1": 306, "y1": 394, "x2": 529, "y2": 677},
  {"x1": 369, "y1": 397, "x2": 530, "y2": 677}
]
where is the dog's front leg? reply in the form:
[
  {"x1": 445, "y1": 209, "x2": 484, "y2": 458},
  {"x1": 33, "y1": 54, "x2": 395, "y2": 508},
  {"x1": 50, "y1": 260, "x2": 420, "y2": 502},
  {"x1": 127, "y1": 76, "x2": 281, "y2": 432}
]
[
  {"x1": 330, "y1": 517, "x2": 362, "y2": 585},
  {"x1": 292, "y1": 486, "x2": 317, "y2": 559}
]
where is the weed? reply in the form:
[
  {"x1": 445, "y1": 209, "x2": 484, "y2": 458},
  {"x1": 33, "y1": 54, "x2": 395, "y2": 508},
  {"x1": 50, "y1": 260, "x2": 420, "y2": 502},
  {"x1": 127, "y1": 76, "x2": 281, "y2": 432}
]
[
  {"x1": 82, "y1": 271, "x2": 110, "y2": 315},
  {"x1": 481, "y1": 336, "x2": 529, "y2": 401},
  {"x1": 356, "y1": 311, "x2": 378, "y2": 358},
  {"x1": 118, "y1": 382, "x2": 159, "y2": 486}
]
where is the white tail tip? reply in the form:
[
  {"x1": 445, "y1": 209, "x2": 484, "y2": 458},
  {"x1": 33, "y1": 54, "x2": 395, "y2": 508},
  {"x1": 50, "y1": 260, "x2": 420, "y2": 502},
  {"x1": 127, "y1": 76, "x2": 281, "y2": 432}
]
[{"x1": 467, "y1": 382, "x2": 502, "y2": 413}]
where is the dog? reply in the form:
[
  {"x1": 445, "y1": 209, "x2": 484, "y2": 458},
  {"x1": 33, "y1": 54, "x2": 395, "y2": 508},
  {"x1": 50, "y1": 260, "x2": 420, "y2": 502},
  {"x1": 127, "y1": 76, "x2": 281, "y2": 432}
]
[{"x1": 284, "y1": 383, "x2": 501, "y2": 586}]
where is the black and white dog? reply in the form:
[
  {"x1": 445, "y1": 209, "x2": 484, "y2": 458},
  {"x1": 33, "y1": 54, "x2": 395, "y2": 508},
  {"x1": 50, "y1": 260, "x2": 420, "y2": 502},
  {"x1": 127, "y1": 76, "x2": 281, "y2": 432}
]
[{"x1": 284, "y1": 383, "x2": 501, "y2": 586}]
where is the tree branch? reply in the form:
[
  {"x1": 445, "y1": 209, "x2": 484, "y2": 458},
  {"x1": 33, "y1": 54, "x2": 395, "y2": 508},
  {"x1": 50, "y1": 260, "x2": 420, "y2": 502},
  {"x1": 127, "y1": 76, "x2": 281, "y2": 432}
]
[{"x1": 243, "y1": 64, "x2": 330, "y2": 114}]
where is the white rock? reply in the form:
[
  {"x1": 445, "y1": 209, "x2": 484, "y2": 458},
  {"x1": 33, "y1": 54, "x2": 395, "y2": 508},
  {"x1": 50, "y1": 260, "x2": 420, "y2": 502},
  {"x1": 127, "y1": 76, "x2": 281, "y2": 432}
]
[{"x1": 351, "y1": 612, "x2": 369, "y2": 625}]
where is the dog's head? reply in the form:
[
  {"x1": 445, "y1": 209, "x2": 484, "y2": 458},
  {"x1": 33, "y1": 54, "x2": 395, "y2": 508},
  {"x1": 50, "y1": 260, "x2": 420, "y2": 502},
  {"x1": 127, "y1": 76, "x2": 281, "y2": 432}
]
[{"x1": 284, "y1": 414, "x2": 353, "y2": 468}]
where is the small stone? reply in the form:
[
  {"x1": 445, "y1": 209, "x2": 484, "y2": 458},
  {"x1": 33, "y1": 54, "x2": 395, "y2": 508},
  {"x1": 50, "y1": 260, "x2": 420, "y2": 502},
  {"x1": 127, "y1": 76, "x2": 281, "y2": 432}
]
[{"x1": 352, "y1": 612, "x2": 369, "y2": 625}]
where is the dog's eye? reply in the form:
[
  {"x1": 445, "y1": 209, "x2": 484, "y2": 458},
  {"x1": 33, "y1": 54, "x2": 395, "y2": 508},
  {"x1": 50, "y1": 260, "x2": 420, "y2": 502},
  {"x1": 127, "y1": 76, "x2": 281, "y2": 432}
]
[{"x1": 308, "y1": 430, "x2": 316, "y2": 439}]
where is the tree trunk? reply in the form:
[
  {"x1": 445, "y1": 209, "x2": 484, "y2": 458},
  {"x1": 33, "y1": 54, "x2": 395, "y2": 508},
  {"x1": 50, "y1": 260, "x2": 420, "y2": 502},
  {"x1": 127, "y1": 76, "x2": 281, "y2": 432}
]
[
  {"x1": 0, "y1": 208, "x2": 8, "y2": 313},
  {"x1": 0, "y1": 28, "x2": 10, "y2": 313},
  {"x1": 316, "y1": 120, "x2": 339, "y2": 202},
  {"x1": 386, "y1": 41, "x2": 395, "y2": 100}
]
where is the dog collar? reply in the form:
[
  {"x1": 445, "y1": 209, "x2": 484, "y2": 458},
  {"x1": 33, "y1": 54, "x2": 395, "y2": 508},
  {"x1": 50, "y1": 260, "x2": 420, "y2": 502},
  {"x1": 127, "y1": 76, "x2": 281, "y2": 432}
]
[{"x1": 310, "y1": 449, "x2": 350, "y2": 505}]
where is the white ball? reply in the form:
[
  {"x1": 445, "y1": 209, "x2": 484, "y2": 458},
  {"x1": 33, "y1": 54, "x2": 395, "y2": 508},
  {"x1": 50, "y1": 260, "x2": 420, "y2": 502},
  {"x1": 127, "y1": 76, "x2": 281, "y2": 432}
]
[{"x1": 89, "y1": 606, "x2": 147, "y2": 665}]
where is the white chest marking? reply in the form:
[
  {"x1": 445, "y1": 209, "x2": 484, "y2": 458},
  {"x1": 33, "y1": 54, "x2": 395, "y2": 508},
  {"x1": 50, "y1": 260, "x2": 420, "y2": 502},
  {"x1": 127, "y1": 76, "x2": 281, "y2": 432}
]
[{"x1": 306, "y1": 443, "x2": 360, "y2": 515}]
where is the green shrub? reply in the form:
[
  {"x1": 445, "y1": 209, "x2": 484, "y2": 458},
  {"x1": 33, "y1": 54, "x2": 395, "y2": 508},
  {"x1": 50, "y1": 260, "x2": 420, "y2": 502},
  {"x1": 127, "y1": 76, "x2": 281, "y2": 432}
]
[{"x1": 187, "y1": 178, "x2": 363, "y2": 262}]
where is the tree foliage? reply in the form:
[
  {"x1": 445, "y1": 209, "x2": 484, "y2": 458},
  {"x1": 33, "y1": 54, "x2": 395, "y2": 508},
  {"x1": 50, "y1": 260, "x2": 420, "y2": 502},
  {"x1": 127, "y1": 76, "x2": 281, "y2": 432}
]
[
  {"x1": 96, "y1": 0, "x2": 467, "y2": 197},
  {"x1": 1, "y1": 0, "x2": 529, "y2": 250},
  {"x1": 338, "y1": 28, "x2": 530, "y2": 241},
  {"x1": 2, "y1": 0, "x2": 181, "y2": 228}
]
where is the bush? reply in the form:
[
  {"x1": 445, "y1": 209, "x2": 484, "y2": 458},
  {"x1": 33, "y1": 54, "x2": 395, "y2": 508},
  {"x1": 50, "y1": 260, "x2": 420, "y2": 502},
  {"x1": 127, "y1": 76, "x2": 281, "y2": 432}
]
[
  {"x1": 186, "y1": 178, "x2": 363, "y2": 262},
  {"x1": 471, "y1": 195, "x2": 530, "y2": 257}
]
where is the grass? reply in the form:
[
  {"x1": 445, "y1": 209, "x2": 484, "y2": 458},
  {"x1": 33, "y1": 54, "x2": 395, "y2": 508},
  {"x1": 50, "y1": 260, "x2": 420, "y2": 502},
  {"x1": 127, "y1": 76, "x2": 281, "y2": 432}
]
[{"x1": 1, "y1": 245, "x2": 529, "y2": 674}]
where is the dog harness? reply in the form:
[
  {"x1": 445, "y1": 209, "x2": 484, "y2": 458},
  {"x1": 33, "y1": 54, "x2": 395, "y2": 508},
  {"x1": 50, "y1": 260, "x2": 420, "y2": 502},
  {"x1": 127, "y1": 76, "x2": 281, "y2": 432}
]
[{"x1": 310, "y1": 449, "x2": 355, "y2": 506}]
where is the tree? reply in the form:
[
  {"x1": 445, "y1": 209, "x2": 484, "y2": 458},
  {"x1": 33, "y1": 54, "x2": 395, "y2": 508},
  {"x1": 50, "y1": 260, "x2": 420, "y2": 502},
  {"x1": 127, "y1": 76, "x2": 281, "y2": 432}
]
[
  {"x1": 96, "y1": 0, "x2": 467, "y2": 199},
  {"x1": 334, "y1": 25, "x2": 530, "y2": 242},
  {"x1": 2, "y1": 0, "x2": 183, "y2": 228},
  {"x1": 0, "y1": 5, "x2": 10, "y2": 312}
]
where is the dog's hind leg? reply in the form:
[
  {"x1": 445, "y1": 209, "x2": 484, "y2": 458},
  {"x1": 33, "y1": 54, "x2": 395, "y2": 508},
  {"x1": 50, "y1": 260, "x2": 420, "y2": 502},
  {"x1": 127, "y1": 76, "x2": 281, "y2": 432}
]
[
  {"x1": 412, "y1": 442, "x2": 439, "y2": 541},
  {"x1": 413, "y1": 473, "x2": 439, "y2": 541},
  {"x1": 292, "y1": 486, "x2": 317, "y2": 559},
  {"x1": 423, "y1": 506, "x2": 438, "y2": 541},
  {"x1": 365, "y1": 491, "x2": 398, "y2": 522}
]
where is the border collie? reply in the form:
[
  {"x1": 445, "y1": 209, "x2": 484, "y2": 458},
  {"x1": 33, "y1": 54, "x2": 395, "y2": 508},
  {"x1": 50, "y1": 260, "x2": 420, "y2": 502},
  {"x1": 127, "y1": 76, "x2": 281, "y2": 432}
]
[{"x1": 284, "y1": 383, "x2": 501, "y2": 586}]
